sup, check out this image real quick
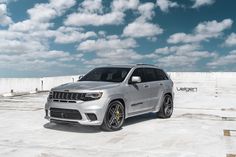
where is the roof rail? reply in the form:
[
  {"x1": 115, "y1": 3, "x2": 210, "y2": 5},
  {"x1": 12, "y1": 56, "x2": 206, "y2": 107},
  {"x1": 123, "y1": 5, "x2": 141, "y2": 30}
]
[{"x1": 136, "y1": 63, "x2": 156, "y2": 66}]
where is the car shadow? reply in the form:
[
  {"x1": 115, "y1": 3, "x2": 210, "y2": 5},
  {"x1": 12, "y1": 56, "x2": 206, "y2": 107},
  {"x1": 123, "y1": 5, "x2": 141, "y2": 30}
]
[
  {"x1": 123, "y1": 113, "x2": 158, "y2": 127},
  {"x1": 43, "y1": 122, "x2": 101, "y2": 133},
  {"x1": 43, "y1": 113, "x2": 159, "y2": 133}
]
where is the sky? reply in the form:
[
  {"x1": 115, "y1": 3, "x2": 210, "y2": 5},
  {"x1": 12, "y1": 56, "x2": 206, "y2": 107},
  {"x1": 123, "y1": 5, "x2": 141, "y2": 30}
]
[{"x1": 0, "y1": 0, "x2": 236, "y2": 77}]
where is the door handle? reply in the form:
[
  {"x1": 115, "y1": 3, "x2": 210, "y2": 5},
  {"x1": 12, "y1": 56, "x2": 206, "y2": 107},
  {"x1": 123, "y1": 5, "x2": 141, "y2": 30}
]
[
  {"x1": 143, "y1": 84, "x2": 149, "y2": 88},
  {"x1": 159, "y1": 83, "x2": 163, "y2": 86}
]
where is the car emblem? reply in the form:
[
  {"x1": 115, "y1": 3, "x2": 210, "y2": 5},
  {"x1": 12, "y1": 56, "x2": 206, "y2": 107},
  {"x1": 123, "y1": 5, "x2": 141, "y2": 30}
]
[
  {"x1": 61, "y1": 112, "x2": 64, "y2": 118},
  {"x1": 64, "y1": 90, "x2": 69, "y2": 92}
]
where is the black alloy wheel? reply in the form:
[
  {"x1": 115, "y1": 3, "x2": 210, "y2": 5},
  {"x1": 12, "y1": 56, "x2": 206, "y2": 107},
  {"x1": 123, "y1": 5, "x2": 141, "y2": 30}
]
[{"x1": 101, "y1": 100, "x2": 125, "y2": 131}]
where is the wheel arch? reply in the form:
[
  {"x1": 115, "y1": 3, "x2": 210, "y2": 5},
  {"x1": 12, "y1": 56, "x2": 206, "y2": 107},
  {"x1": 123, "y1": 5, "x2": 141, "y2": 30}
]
[
  {"x1": 164, "y1": 92, "x2": 172, "y2": 98},
  {"x1": 109, "y1": 98, "x2": 126, "y2": 118}
]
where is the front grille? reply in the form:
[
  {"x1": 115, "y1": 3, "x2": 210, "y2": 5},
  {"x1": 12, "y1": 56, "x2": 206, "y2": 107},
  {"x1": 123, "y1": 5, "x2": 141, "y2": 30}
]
[
  {"x1": 50, "y1": 108, "x2": 82, "y2": 120},
  {"x1": 52, "y1": 91, "x2": 84, "y2": 101}
]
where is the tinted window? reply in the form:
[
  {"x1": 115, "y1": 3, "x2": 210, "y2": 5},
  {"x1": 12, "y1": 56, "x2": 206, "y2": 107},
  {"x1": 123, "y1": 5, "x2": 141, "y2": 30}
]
[
  {"x1": 80, "y1": 67, "x2": 130, "y2": 82},
  {"x1": 143, "y1": 68, "x2": 157, "y2": 82},
  {"x1": 155, "y1": 69, "x2": 168, "y2": 80},
  {"x1": 129, "y1": 68, "x2": 143, "y2": 83}
]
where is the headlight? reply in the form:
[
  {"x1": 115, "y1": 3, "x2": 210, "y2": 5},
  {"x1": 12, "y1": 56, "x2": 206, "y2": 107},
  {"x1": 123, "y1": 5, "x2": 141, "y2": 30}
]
[
  {"x1": 81, "y1": 92, "x2": 103, "y2": 101},
  {"x1": 48, "y1": 91, "x2": 53, "y2": 99}
]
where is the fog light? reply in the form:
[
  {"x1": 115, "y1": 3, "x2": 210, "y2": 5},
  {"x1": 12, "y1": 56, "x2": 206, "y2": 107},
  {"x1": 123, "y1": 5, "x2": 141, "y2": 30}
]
[{"x1": 86, "y1": 113, "x2": 97, "y2": 121}]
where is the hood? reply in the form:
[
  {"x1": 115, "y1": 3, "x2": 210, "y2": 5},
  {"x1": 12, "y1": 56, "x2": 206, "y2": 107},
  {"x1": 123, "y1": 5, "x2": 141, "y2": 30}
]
[{"x1": 51, "y1": 81, "x2": 120, "y2": 91}]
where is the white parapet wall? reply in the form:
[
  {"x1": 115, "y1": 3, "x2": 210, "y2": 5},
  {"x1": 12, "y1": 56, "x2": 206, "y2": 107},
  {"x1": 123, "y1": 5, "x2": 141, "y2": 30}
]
[
  {"x1": 169, "y1": 72, "x2": 236, "y2": 95},
  {"x1": 0, "y1": 72, "x2": 236, "y2": 96},
  {"x1": 0, "y1": 75, "x2": 81, "y2": 96}
]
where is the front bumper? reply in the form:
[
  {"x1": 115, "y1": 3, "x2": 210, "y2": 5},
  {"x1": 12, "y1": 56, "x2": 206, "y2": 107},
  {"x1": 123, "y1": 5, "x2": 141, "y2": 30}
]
[{"x1": 45, "y1": 97, "x2": 109, "y2": 126}]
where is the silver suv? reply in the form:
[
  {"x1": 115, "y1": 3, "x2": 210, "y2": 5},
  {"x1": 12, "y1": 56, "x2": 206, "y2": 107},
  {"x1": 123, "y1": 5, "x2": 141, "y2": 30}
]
[{"x1": 45, "y1": 64, "x2": 174, "y2": 131}]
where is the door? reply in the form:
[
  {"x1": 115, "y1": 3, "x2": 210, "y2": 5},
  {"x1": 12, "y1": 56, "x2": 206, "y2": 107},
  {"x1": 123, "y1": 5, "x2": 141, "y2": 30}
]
[
  {"x1": 142, "y1": 68, "x2": 164, "y2": 110},
  {"x1": 153, "y1": 69, "x2": 169, "y2": 109},
  {"x1": 126, "y1": 68, "x2": 151, "y2": 114}
]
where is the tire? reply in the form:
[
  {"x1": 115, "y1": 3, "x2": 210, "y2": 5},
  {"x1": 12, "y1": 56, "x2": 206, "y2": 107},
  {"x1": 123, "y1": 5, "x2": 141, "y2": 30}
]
[
  {"x1": 101, "y1": 100, "x2": 125, "y2": 131},
  {"x1": 157, "y1": 94, "x2": 173, "y2": 118}
]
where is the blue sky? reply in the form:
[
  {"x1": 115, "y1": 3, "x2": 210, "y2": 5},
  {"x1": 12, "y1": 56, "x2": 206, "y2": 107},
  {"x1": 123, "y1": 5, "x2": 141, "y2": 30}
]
[{"x1": 0, "y1": 0, "x2": 236, "y2": 77}]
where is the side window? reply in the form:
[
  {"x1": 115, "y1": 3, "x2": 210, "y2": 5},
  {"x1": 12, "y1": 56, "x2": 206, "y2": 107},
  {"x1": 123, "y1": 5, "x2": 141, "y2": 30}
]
[
  {"x1": 143, "y1": 68, "x2": 157, "y2": 82},
  {"x1": 129, "y1": 68, "x2": 143, "y2": 83},
  {"x1": 155, "y1": 69, "x2": 168, "y2": 80}
]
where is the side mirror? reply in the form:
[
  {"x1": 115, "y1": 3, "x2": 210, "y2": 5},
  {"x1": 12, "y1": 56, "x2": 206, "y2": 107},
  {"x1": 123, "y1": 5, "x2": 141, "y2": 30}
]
[
  {"x1": 77, "y1": 75, "x2": 83, "y2": 81},
  {"x1": 131, "y1": 76, "x2": 141, "y2": 83}
]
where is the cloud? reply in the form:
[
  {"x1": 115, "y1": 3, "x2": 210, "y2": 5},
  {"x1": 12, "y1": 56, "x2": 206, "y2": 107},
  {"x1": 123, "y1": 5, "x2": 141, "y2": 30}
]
[
  {"x1": 207, "y1": 50, "x2": 236, "y2": 67},
  {"x1": 64, "y1": 0, "x2": 136, "y2": 26},
  {"x1": 0, "y1": 39, "x2": 45, "y2": 54},
  {"x1": 149, "y1": 44, "x2": 216, "y2": 68},
  {"x1": 82, "y1": 49, "x2": 143, "y2": 66},
  {"x1": 156, "y1": 0, "x2": 179, "y2": 12},
  {"x1": 77, "y1": 36, "x2": 137, "y2": 51},
  {"x1": 0, "y1": 3, "x2": 12, "y2": 26},
  {"x1": 154, "y1": 44, "x2": 201, "y2": 55},
  {"x1": 9, "y1": 0, "x2": 76, "y2": 32},
  {"x1": 168, "y1": 19, "x2": 233, "y2": 44},
  {"x1": 192, "y1": 0, "x2": 215, "y2": 8},
  {"x1": 112, "y1": 0, "x2": 139, "y2": 11},
  {"x1": 123, "y1": 20, "x2": 163, "y2": 38},
  {"x1": 224, "y1": 33, "x2": 236, "y2": 47},
  {"x1": 65, "y1": 0, "x2": 141, "y2": 27},
  {"x1": 54, "y1": 26, "x2": 97, "y2": 44},
  {"x1": 0, "y1": 0, "x2": 84, "y2": 75},
  {"x1": 123, "y1": 2, "x2": 163, "y2": 38},
  {"x1": 79, "y1": 0, "x2": 103, "y2": 13},
  {"x1": 64, "y1": 11, "x2": 125, "y2": 26},
  {"x1": 77, "y1": 34, "x2": 144, "y2": 66},
  {"x1": 0, "y1": 0, "x2": 17, "y2": 4},
  {"x1": 137, "y1": 2, "x2": 155, "y2": 21}
]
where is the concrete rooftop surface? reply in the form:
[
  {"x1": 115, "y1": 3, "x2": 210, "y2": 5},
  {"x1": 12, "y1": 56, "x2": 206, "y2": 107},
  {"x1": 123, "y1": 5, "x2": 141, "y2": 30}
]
[{"x1": 0, "y1": 81, "x2": 236, "y2": 157}]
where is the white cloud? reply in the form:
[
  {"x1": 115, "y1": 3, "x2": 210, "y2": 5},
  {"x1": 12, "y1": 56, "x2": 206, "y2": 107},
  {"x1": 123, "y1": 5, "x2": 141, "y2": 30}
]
[
  {"x1": 156, "y1": 0, "x2": 179, "y2": 12},
  {"x1": 207, "y1": 50, "x2": 236, "y2": 67},
  {"x1": 154, "y1": 44, "x2": 201, "y2": 55},
  {"x1": 9, "y1": 20, "x2": 53, "y2": 32},
  {"x1": 137, "y1": 2, "x2": 155, "y2": 21},
  {"x1": 123, "y1": 2, "x2": 163, "y2": 38},
  {"x1": 0, "y1": 47, "x2": 82, "y2": 73},
  {"x1": 83, "y1": 49, "x2": 143, "y2": 66},
  {"x1": 9, "y1": 0, "x2": 76, "y2": 32},
  {"x1": 123, "y1": 20, "x2": 163, "y2": 38},
  {"x1": 49, "y1": 0, "x2": 76, "y2": 14},
  {"x1": 225, "y1": 33, "x2": 236, "y2": 47},
  {"x1": 27, "y1": 4, "x2": 57, "y2": 22},
  {"x1": 192, "y1": 0, "x2": 215, "y2": 8},
  {"x1": 157, "y1": 55, "x2": 199, "y2": 67},
  {"x1": 28, "y1": 0, "x2": 76, "y2": 22},
  {"x1": 54, "y1": 26, "x2": 96, "y2": 44},
  {"x1": 79, "y1": 0, "x2": 103, "y2": 13},
  {"x1": 77, "y1": 34, "x2": 144, "y2": 66},
  {"x1": 64, "y1": 0, "x2": 137, "y2": 26},
  {"x1": 0, "y1": 0, "x2": 17, "y2": 4},
  {"x1": 65, "y1": 0, "x2": 141, "y2": 27},
  {"x1": 168, "y1": 19, "x2": 233, "y2": 44},
  {"x1": 112, "y1": 0, "x2": 139, "y2": 11},
  {"x1": 0, "y1": 3, "x2": 12, "y2": 26},
  {"x1": 150, "y1": 44, "x2": 216, "y2": 68},
  {"x1": 195, "y1": 19, "x2": 233, "y2": 34},
  {"x1": 0, "y1": 39, "x2": 45, "y2": 54},
  {"x1": 0, "y1": 0, "x2": 84, "y2": 74},
  {"x1": 78, "y1": 37, "x2": 137, "y2": 51},
  {"x1": 64, "y1": 11, "x2": 124, "y2": 26}
]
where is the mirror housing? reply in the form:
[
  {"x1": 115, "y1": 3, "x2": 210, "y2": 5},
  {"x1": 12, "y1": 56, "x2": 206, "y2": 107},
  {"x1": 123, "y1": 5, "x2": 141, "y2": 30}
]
[
  {"x1": 131, "y1": 76, "x2": 141, "y2": 83},
  {"x1": 77, "y1": 75, "x2": 83, "y2": 81}
]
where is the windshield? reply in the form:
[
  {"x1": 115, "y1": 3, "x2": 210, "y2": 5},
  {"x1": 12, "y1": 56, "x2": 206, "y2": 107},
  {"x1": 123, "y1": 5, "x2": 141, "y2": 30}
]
[{"x1": 80, "y1": 67, "x2": 131, "y2": 82}]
